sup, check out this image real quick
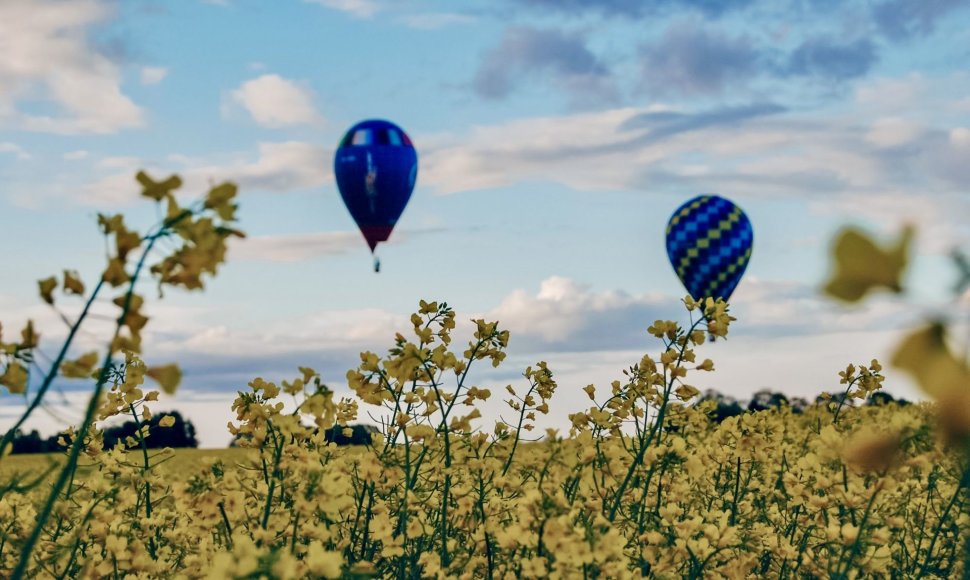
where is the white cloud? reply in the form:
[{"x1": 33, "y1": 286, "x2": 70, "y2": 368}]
[
  {"x1": 488, "y1": 276, "x2": 669, "y2": 345},
  {"x1": 154, "y1": 307, "x2": 403, "y2": 357},
  {"x1": 400, "y1": 12, "x2": 475, "y2": 29},
  {"x1": 304, "y1": 0, "x2": 379, "y2": 18},
  {"x1": 0, "y1": 142, "x2": 30, "y2": 160},
  {"x1": 421, "y1": 78, "x2": 970, "y2": 207},
  {"x1": 140, "y1": 66, "x2": 169, "y2": 86},
  {"x1": 228, "y1": 74, "x2": 323, "y2": 128},
  {"x1": 954, "y1": 97, "x2": 970, "y2": 112},
  {"x1": 63, "y1": 150, "x2": 89, "y2": 160},
  {"x1": 227, "y1": 141, "x2": 331, "y2": 190},
  {"x1": 854, "y1": 73, "x2": 927, "y2": 113},
  {"x1": 62, "y1": 141, "x2": 332, "y2": 207},
  {"x1": 232, "y1": 231, "x2": 363, "y2": 262},
  {"x1": 865, "y1": 117, "x2": 925, "y2": 148},
  {"x1": 951, "y1": 127, "x2": 970, "y2": 146},
  {"x1": 811, "y1": 192, "x2": 970, "y2": 255},
  {"x1": 0, "y1": 0, "x2": 143, "y2": 134}
]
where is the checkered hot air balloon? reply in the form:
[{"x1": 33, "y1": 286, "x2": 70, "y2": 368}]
[{"x1": 666, "y1": 194, "x2": 753, "y2": 303}]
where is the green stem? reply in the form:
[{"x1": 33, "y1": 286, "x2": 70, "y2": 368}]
[
  {"x1": 13, "y1": 212, "x2": 188, "y2": 579},
  {"x1": 127, "y1": 404, "x2": 158, "y2": 558},
  {"x1": 607, "y1": 318, "x2": 704, "y2": 522},
  {"x1": 0, "y1": 278, "x2": 106, "y2": 454}
]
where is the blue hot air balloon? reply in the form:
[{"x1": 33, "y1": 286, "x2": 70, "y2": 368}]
[
  {"x1": 334, "y1": 119, "x2": 418, "y2": 272},
  {"x1": 666, "y1": 194, "x2": 753, "y2": 304}
]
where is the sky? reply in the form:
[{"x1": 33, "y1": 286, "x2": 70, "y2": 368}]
[{"x1": 1, "y1": 0, "x2": 968, "y2": 447}]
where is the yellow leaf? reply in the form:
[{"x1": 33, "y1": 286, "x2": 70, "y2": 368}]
[
  {"x1": 113, "y1": 293, "x2": 144, "y2": 313},
  {"x1": 97, "y1": 213, "x2": 124, "y2": 234},
  {"x1": 38, "y1": 277, "x2": 57, "y2": 305},
  {"x1": 147, "y1": 363, "x2": 182, "y2": 395},
  {"x1": 166, "y1": 194, "x2": 183, "y2": 220},
  {"x1": 63, "y1": 270, "x2": 85, "y2": 296},
  {"x1": 299, "y1": 366, "x2": 317, "y2": 383},
  {"x1": 205, "y1": 182, "x2": 237, "y2": 207},
  {"x1": 891, "y1": 322, "x2": 970, "y2": 400},
  {"x1": 823, "y1": 225, "x2": 913, "y2": 303},
  {"x1": 20, "y1": 321, "x2": 38, "y2": 349},
  {"x1": 61, "y1": 351, "x2": 100, "y2": 379},
  {"x1": 0, "y1": 363, "x2": 28, "y2": 394},
  {"x1": 216, "y1": 226, "x2": 246, "y2": 239},
  {"x1": 136, "y1": 170, "x2": 182, "y2": 202},
  {"x1": 102, "y1": 257, "x2": 130, "y2": 287},
  {"x1": 115, "y1": 228, "x2": 142, "y2": 260},
  {"x1": 111, "y1": 333, "x2": 142, "y2": 354}
]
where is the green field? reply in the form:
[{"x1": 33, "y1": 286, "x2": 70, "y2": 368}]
[{"x1": 1, "y1": 448, "x2": 257, "y2": 483}]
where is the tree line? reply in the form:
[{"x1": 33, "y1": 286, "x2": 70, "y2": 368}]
[
  {"x1": 7, "y1": 393, "x2": 909, "y2": 454},
  {"x1": 8, "y1": 411, "x2": 198, "y2": 454}
]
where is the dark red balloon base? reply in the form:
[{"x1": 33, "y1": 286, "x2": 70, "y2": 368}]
[{"x1": 360, "y1": 225, "x2": 394, "y2": 251}]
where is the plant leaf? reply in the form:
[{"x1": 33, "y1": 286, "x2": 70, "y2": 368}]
[
  {"x1": 147, "y1": 363, "x2": 182, "y2": 395},
  {"x1": 824, "y1": 226, "x2": 913, "y2": 303}
]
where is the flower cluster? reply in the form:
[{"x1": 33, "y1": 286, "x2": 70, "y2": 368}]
[
  {"x1": 3, "y1": 298, "x2": 967, "y2": 578},
  {"x1": 1, "y1": 179, "x2": 967, "y2": 578}
]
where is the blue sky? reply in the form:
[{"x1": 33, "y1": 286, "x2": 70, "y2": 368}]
[{"x1": 1, "y1": 0, "x2": 968, "y2": 446}]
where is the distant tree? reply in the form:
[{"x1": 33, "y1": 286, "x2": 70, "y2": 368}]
[
  {"x1": 324, "y1": 424, "x2": 378, "y2": 446},
  {"x1": 103, "y1": 411, "x2": 198, "y2": 450},
  {"x1": 789, "y1": 397, "x2": 809, "y2": 414},
  {"x1": 697, "y1": 389, "x2": 744, "y2": 423},
  {"x1": 229, "y1": 431, "x2": 249, "y2": 448},
  {"x1": 230, "y1": 423, "x2": 379, "y2": 447},
  {"x1": 748, "y1": 389, "x2": 789, "y2": 412},
  {"x1": 9, "y1": 429, "x2": 64, "y2": 455},
  {"x1": 866, "y1": 391, "x2": 910, "y2": 406},
  {"x1": 814, "y1": 391, "x2": 868, "y2": 413},
  {"x1": 868, "y1": 391, "x2": 895, "y2": 406},
  {"x1": 11, "y1": 429, "x2": 43, "y2": 454}
]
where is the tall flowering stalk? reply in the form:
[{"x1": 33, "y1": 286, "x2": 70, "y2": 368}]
[{"x1": 0, "y1": 172, "x2": 243, "y2": 577}]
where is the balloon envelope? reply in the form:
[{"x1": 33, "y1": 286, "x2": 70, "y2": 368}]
[
  {"x1": 334, "y1": 119, "x2": 418, "y2": 252},
  {"x1": 666, "y1": 194, "x2": 753, "y2": 302}
]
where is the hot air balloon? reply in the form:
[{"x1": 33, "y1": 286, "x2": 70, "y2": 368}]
[
  {"x1": 334, "y1": 119, "x2": 418, "y2": 272},
  {"x1": 666, "y1": 194, "x2": 753, "y2": 306}
]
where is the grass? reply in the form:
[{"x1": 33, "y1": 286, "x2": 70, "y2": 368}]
[{"x1": 1, "y1": 447, "x2": 257, "y2": 484}]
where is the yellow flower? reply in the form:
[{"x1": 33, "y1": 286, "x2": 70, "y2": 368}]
[{"x1": 306, "y1": 542, "x2": 343, "y2": 578}]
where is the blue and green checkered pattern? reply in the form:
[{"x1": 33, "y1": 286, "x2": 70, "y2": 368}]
[{"x1": 665, "y1": 194, "x2": 753, "y2": 302}]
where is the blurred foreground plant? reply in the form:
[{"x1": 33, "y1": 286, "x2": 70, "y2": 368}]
[
  {"x1": 0, "y1": 171, "x2": 243, "y2": 577},
  {"x1": 824, "y1": 223, "x2": 970, "y2": 574}
]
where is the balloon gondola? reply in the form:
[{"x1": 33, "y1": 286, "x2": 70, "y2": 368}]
[
  {"x1": 334, "y1": 119, "x2": 418, "y2": 272},
  {"x1": 665, "y1": 194, "x2": 753, "y2": 322}
]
